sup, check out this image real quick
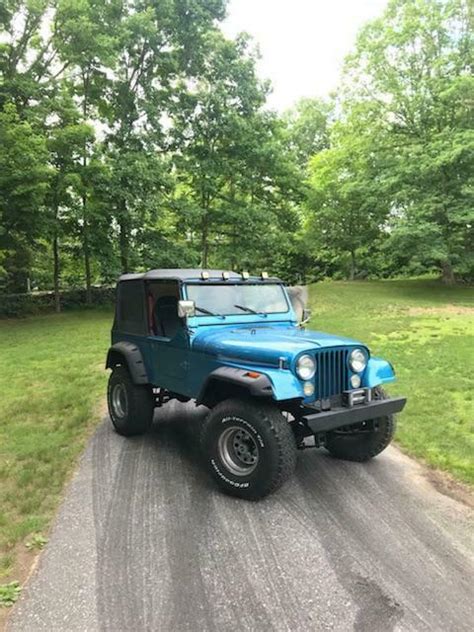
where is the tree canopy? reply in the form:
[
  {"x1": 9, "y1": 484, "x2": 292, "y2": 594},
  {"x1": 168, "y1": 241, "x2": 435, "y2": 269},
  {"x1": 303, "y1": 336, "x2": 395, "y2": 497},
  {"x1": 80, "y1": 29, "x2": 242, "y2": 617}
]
[
  {"x1": 306, "y1": 0, "x2": 473, "y2": 282},
  {"x1": 0, "y1": 0, "x2": 472, "y2": 305}
]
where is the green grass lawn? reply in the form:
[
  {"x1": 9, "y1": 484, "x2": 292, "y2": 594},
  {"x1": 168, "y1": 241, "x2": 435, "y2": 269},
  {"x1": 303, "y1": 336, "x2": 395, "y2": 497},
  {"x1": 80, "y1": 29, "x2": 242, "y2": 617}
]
[
  {"x1": 308, "y1": 279, "x2": 474, "y2": 484},
  {"x1": 0, "y1": 308, "x2": 112, "y2": 579},
  {"x1": 0, "y1": 279, "x2": 473, "y2": 581}
]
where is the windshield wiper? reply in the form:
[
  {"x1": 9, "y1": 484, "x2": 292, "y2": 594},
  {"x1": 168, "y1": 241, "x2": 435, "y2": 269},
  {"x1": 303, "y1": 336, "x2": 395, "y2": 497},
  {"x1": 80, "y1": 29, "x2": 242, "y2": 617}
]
[
  {"x1": 234, "y1": 304, "x2": 267, "y2": 317},
  {"x1": 195, "y1": 305, "x2": 226, "y2": 319}
]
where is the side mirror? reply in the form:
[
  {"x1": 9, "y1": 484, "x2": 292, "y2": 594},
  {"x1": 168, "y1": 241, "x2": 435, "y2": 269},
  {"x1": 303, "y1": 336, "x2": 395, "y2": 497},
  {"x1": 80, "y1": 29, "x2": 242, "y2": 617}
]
[
  {"x1": 300, "y1": 308, "x2": 312, "y2": 327},
  {"x1": 178, "y1": 299, "x2": 196, "y2": 318}
]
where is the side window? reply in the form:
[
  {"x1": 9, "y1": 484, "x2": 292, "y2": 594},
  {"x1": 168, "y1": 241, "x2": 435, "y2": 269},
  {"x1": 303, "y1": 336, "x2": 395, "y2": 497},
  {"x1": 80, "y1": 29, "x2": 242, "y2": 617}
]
[
  {"x1": 117, "y1": 281, "x2": 147, "y2": 334},
  {"x1": 147, "y1": 281, "x2": 181, "y2": 337}
]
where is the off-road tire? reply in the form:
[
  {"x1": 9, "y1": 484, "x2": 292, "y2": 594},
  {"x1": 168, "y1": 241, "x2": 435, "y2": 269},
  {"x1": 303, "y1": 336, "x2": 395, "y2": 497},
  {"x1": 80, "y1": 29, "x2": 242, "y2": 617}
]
[
  {"x1": 107, "y1": 366, "x2": 154, "y2": 436},
  {"x1": 201, "y1": 398, "x2": 297, "y2": 500},
  {"x1": 325, "y1": 386, "x2": 395, "y2": 462}
]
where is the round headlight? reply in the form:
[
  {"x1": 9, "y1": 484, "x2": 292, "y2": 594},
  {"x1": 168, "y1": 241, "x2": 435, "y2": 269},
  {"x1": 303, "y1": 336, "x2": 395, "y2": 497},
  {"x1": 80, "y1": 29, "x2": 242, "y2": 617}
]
[
  {"x1": 350, "y1": 374, "x2": 361, "y2": 389},
  {"x1": 303, "y1": 381, "x2": 315, "y2": 397},
  {"x1": 349, "y1": 348, "x2": 367, "y2": 373},
  {"x1": 296, "y1": 354, "x2": 316, "y2": 380}
]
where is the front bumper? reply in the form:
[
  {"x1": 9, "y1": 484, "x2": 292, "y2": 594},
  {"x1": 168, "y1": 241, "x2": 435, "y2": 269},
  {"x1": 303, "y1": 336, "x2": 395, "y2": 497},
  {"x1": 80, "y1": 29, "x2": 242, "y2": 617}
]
[{"x1": 302, "y1": 395, "x2": 407, "y2": 434}]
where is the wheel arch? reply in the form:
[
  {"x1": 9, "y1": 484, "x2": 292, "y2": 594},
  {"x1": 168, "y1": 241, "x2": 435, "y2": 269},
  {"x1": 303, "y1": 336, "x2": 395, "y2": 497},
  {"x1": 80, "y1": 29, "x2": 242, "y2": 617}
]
[
  {"x1": 197, "y1": 367, "x2": 274, "y2": 409},
  {"x1": 106, "y1": 341, "x2": 149, "y2": 384}
]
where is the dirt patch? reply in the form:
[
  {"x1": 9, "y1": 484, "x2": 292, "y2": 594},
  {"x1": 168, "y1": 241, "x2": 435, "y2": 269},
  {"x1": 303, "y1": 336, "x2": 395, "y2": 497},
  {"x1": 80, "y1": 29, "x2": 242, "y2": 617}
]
[
  {"x1": 408, "y1": 305, "x2": 474, "y2": 316},
  {"x1": 393, "y1": 442, "x2": 474, "y2": 510},
  {"x1": 425, "y1": 468, "x2": 474, "y2": 510},
  {"x1": 94, "y1": 396, "x2": 108, "y2": 421},
  {"x1": 0, "y1": 545, "x2": 42, "y2": 631}
]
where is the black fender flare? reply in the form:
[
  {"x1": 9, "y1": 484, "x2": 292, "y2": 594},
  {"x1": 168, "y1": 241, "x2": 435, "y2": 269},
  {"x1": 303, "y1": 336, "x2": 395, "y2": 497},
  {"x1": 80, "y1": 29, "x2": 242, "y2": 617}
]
[
  {"x1": 105, "y1": 342, "x2": 149, "y2": 384},
  {"x1": 197, "y1": 366, "x2": 274, "y2": 407}
]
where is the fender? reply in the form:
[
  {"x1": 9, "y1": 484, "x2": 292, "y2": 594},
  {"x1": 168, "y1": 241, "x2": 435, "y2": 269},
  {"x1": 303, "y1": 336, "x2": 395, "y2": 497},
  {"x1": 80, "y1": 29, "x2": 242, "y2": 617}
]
[
  {"x1": 197, "y1": 365, "x2": 304, "y2": 407},
  {"x1": 105, "y1": 342, "x2": 149, "y2": 384},
  {"x1": 256, "y1": 365, "x2": 305, "y2": 400},
  {"x1": 363, "y1": 356, "x2": 396, "y2": 387},
  {"x1": 197, "y1": 366, "x2": 273, "y2": 406}
]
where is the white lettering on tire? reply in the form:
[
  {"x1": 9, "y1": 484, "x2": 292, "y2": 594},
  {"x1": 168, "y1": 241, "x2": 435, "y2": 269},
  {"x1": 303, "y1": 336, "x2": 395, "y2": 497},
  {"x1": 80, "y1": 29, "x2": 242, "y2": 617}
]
[{"x1": 210, "y1": 459, "x2": 250, "y2": 488}]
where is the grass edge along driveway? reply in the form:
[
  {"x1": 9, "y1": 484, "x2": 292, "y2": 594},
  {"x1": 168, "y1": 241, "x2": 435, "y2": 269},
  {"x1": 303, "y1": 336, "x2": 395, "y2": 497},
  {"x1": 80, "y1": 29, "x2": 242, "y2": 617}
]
[{"x1": 0, "y1": 308, "x2": 111, "y2": 583}]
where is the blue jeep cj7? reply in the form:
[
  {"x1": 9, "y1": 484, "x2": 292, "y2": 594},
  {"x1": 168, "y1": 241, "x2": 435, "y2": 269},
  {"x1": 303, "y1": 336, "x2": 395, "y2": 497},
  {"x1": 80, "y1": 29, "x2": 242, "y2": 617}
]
[{"x1": 106, "y1": 269, "x2": 406, "y2": 500}]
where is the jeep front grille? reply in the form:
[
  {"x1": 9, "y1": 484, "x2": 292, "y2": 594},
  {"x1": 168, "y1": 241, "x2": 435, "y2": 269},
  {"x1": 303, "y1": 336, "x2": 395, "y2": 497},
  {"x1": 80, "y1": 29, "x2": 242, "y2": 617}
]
[{"x1": 316, "y1": 349, "x2": 349, "y2": 399}]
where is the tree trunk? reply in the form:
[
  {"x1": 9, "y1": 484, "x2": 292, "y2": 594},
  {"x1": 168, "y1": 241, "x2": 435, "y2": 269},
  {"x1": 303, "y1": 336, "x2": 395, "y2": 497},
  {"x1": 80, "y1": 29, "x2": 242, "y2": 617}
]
[
  {"x1": 441, "y1": 260, "x2": 455, "y2": 285},
  {"x1": 201, "y1": 211, "x2": 209, "y2": 268},
  {"x1": 52, "y1": 195, "x2": 61, "y2": 313},
  {"x1": 230, "y1": 228, "x2": 237, "y2": 270},
  {"x1": 53, "y1": 233, "x2": 60, "y2": 313},
  {"x1": 119, "y1": 213, "x2": 129, "y2": 273},
  {"x1": 349, "y1": 250, "x2": 356, "y2": 281},
  {"x1": 301, "y1": 261, "x2": 307, "y2": 285},
  {"x1": 230, "y1": 180, "x2": 236, "y2": 270},
  {"x1": 81, "y1": 71, "x2": 92, "y2": 305},
  {"x1": 83, "y1": 208, "x2": 92, "y2": 305}
]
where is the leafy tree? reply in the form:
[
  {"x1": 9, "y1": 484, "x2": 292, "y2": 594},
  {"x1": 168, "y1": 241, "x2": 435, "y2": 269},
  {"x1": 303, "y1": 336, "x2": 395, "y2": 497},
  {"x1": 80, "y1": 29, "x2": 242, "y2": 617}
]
[
  {"x1": 284, "y1": 97, "x2": 333, "y2": 171},
  {"x1": 172, "y1": 32, "x2": 301, "y2": 270},
  {"x1": 0, "y1": 0, "x2": 57, "y2": 113},
  {"x1": 0, "y1": 103, "x2": 50, "y2": 292},
  {"x1": 45, "y1": 92, "x2": 94, "y2": 310},
  {"x1": 171, "y1": 32, "x2": 265, "y2": 267},
  {"x1": 54, "y1": 0, "x2": 119, "y2": 300},
  {"x1": 0, "y1": 1, "x2": 59, "y2": 292},
  {"x1": 340, "y1": 0, "x2": 474, "y2": 283},
  {"x1": 306, "y1": 109, "x2": 390, "y2": 280},
  {"x1": 282, "y1": 97, "x2": 335, "y2": 280},
  {"x1": 102, "y1": 0, "x2": 227, "y2": 272},
  {"x1": 2, "y1": 0, "x2": 471, "y2": 299}
]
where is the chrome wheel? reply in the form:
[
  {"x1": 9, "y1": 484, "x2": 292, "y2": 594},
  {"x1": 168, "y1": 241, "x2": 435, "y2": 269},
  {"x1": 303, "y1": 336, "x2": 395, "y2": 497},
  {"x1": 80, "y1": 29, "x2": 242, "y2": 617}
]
[
  {"x1": 217, "y1": 425, "x2": 259, "y2": 476},
  {"x1": 112, "y1": 383, "x2": 128, "y2": 418}
]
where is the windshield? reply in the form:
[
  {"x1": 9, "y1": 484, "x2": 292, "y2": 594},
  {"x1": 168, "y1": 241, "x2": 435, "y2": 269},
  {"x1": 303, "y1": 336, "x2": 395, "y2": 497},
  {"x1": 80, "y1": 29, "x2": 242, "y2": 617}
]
[{"x1": 185, "y1": 283, "x2": 289, "y2": 317}]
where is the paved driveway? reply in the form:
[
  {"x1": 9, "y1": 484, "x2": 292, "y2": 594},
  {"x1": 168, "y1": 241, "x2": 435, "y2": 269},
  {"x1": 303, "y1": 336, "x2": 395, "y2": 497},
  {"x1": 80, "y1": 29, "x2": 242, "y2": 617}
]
[{"x1": 9, "y1": 401, "x2": 474, "y2": 631}]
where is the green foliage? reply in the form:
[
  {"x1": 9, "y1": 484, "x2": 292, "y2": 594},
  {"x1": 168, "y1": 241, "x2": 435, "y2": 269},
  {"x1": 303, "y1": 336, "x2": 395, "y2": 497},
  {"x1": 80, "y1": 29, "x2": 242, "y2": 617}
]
[
  {"x1": 0, "y1": 287, "x2": 115, "y2": 318},
  {"x1": 306, "y1": 121, "x2": 389, "y2": 279},
  {"x1": 25, "y1": 533, "x2": 48, "y2": 551},
  {"x1": 306, "y1": 0, "x2": 474, "y2": 283},
  {"x1": 171, "y1": 31, "x2": 302, "y2": 270},
  {"x1": 284, "y1": 97, "x2": 333, "y2": 169},
  {"x1": 0, "y1": 103, "x2": 50, "y2": 292},
  {"x1": 96, "y1": 0, "x2": 228, "y2": 272},
  {"x1": 0, "y1": 0, "x2": 473, "y2": 296},
  {"x1": 0, "y1": 581, "x2": 21, "y2": 607},
  {"x1": 0, "y1": 0, "x2": 53, "y2": 112}
]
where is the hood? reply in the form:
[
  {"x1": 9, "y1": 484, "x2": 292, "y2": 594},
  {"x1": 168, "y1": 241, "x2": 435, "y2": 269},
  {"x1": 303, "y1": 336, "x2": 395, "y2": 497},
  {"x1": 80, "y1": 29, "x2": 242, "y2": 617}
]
[{"x1": 192, "y1": 324, "x2": 366, "y2": 366}]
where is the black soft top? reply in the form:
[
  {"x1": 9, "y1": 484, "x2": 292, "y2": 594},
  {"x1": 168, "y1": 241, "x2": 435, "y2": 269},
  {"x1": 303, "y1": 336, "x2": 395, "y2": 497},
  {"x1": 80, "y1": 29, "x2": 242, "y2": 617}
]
[{"x1": 118, "y1": 269, "x2": 281, "y2": 283}]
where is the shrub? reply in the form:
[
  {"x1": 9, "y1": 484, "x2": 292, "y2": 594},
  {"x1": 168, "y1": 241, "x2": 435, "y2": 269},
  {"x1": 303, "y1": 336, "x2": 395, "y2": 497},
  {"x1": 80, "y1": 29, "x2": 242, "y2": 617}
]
[{"x1": 0, "y1": 287, "x2": 115, "y2": 318}]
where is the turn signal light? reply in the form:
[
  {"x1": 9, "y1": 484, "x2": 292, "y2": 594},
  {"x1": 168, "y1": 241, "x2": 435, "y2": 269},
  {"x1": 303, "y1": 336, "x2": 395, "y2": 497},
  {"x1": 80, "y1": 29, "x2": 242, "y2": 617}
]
[{"x1": 245, "y1": 371, "x2": 261, "y2": 379}]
